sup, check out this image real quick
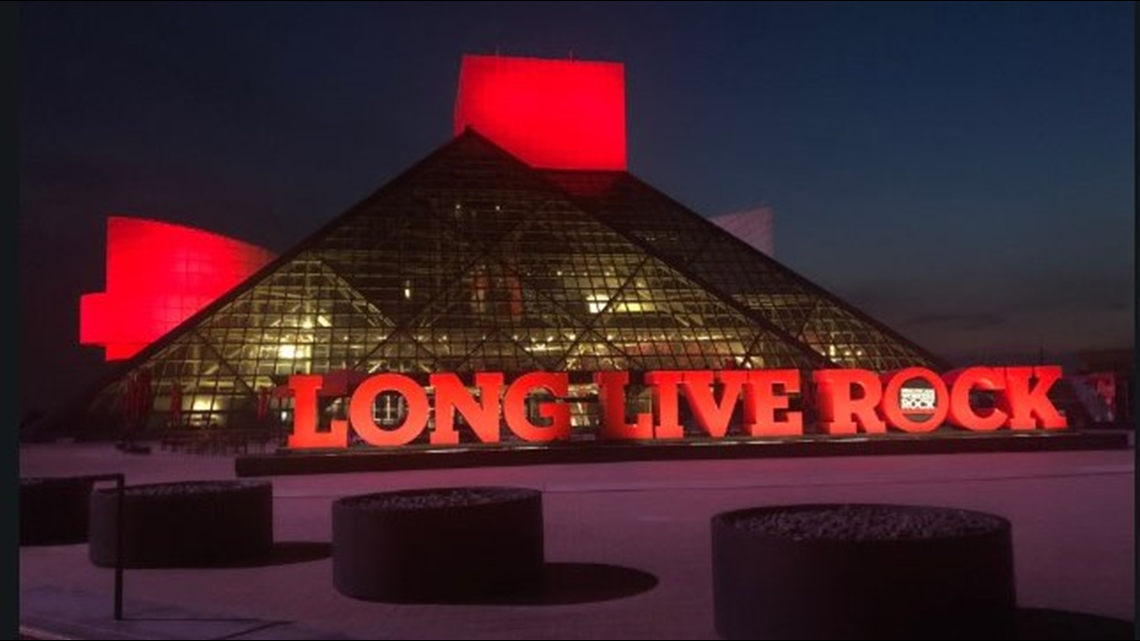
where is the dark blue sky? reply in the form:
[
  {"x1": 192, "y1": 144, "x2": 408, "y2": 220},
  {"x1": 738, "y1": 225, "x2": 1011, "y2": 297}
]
[{"x1": 19, "y1": 1, "x2": 1134, "y2": 415}]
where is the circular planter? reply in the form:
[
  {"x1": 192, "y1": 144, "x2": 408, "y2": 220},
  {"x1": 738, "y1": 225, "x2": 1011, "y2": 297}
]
[
  {"x1": 712, "y1": 504, "x2": 1015, "y2": 640},
  {"x1": 21, "y1": 476, "x2": 96, "y2": 545},
  {"x1": 333, "y1": 486, "x2": 543, "y2": 602},
  {"x1": 89, "y1": 480, "x2": 273, "y2": 568}
]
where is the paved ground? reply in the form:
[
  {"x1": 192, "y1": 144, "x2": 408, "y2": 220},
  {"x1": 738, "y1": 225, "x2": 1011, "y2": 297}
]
[{"x1": 19, "y1": 443, "x2": 1135, "y2": 639}]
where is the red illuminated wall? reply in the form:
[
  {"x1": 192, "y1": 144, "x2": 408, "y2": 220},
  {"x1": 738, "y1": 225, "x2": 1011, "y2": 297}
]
[
  {"x1": 454, "y1": 54, "x2": 627, "y2": 170},
  {"x1": 80, "y1": 217, "x2": 275, "y2": 361}
]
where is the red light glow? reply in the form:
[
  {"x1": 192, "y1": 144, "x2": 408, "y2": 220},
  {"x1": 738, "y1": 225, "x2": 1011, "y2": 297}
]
[
  {"x1": 285, "y1": 367, "x2": 1067, "y2": 450},
  {"x1": 454, "y1": 54, "x2": 627, "y2": 170},
  {"x1": 80, "y1": 217, "x2": 274, "y2": 361}
]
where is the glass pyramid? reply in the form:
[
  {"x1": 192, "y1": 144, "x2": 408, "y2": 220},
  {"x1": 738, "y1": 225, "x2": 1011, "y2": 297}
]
[{"x1": 73, "y1": 131, "x2": 941, "y2": 438}]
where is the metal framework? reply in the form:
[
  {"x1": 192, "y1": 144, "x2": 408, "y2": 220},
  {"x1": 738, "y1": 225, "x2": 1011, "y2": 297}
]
[{"x1": 75, "y1": 131, "x2": 942, "y2": 436}]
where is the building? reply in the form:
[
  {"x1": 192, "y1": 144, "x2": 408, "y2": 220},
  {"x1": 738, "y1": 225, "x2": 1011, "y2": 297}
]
[
  {"x1": 80, "y1": 217, "x2": 275, "y2": 361},
  {"x1": 67, "y1": 55, "x2": 942, "y2": 440}
]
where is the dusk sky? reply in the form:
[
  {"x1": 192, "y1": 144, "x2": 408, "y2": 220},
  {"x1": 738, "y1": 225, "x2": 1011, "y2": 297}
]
[{"x1": 19, "y1": 1, "x2": 1133, "y2": 416}]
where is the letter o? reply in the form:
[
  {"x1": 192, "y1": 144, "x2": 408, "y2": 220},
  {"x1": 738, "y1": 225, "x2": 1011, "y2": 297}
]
[
  {"x1": 349, "y1": 374, "x2": 429, "y2": 447},
  {"x1": 882, "y1": 368, "x2": 948, "y2": 433}
]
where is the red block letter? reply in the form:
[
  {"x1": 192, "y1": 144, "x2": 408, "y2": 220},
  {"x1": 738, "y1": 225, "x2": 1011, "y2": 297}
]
[
  {"x1": 596, "y1": 371, "x2": 653, "y2": 440},
  {"x1": 646, "y1": 371, "x2": 684, "y2": 439},
  {"x1": 504, "y1": 372, "x2": 571, "y2": 442},
  {"x1": 1003, "y1": 366, "x2": 1067, "y2": 430},
  {"x1": 429, "y1": 373, "x2": 504, "y2": 445},
  {"x1": 881, "y1": 368, "x2": 948, "y2": 433},
  {"x1": 349, "y1": 374, "x2": 429, "y2": 447},
  {"x1": 944, "y1": 367, "x2": 1008, "y2": 431},
  {"x1": 286, "y1": 375, "x2": 347, "y2": 449},
  {"x1": 814, "y1": 369, "x2": 886, "y2": 435},
  {"x1": 743, "y1": 370, "x2": 803, "y2": 437},
  {"x1": 682, "y1": 371, "x2": 746, "y2": 438}
]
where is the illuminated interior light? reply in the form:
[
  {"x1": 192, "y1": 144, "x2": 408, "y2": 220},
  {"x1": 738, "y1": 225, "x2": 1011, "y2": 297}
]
[
  {"x1": 587, "y1": 293, "x2": 610, "y2": 314},
  {"x1": 279, "y1": 344, "x2": 310, "y2": 360},
  {"x1": 586, "y1": 292, "x2": 649, "y2": 314}
]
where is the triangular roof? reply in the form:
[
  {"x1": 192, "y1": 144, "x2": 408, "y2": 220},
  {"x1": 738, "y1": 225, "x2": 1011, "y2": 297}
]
[
  {"x1": 68, "y1": 130, "x2": 942, "y2": 433},
  {"x1": 544, "y1": 169, "x2": 944, "y2": 370}
]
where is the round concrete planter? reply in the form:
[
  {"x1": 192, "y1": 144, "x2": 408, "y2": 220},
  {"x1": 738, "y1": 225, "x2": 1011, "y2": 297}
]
[
  {"x1": 89, "y1": 480, "x2": 273, "y2": 568},
  {"x1": 712, "y1": 503, "x2": 1015, "y2": 640},
  {"x1": 333, "y1": 486, "x2": 543, "y2": 602},
  {"x1": 20, "y1": 476, "x2": 96, "y2": 545}
]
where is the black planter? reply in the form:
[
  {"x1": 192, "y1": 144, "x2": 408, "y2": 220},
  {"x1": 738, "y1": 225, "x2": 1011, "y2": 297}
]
[
  {"x1": 712, "y1": 504, "x2": 1015, "y2": 640},
  {"x1": 89, "y1": 480, "x2": 273, "y2": 568},
  {"x1": 332, "y1": 486, "x2": 544, "y2": 602},
  {"x1": 21, "y1": 476, "x2": 96, "y2": 545}
]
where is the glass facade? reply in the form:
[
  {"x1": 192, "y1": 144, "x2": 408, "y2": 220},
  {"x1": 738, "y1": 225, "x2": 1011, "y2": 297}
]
[
  {"x1": 75, "y1": 131, "x2": 941, "y2": 438},
  {"x1": 548, "y1": 171, "x2": 941, "y2": 371}
]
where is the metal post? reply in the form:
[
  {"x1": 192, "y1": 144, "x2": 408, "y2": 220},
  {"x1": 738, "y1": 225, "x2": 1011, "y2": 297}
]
[
  {"x1": 90, "y1": 473, "x2": 126, "y2": 620},
  {"x1": 114, "y1": 473, "x2": 124, "y2": 621}
]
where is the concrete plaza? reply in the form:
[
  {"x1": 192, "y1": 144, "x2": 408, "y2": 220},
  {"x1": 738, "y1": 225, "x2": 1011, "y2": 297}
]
[{"x1": 19, "y1": 443, "x2": 1135, "y2": 639}]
